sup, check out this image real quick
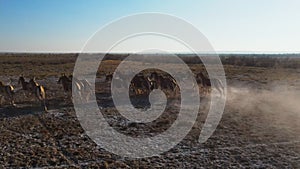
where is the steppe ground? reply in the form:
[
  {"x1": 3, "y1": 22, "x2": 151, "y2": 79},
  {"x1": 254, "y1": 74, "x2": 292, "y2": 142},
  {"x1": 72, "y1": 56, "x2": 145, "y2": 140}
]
[{"x1": 0, "y1": 53, "x2": 299, "y2": 168}]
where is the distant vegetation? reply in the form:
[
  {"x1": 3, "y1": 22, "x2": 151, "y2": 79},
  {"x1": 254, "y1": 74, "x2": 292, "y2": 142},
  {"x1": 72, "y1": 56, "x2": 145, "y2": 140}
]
[
  {"x1": 220, "y1": 54, "x2": 300, "y2": 68},
  {"x1": 0, "y1": 53, "x2": 299, "y2": 73},
  {"x1": 90, "y1": 53, "x2": 300, "y2": 68}
]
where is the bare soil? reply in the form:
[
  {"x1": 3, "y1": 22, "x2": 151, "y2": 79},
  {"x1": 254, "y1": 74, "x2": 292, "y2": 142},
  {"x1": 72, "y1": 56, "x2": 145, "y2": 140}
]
[{"x1": 0, "y1": 54, "x2": 299, "y2": 168}]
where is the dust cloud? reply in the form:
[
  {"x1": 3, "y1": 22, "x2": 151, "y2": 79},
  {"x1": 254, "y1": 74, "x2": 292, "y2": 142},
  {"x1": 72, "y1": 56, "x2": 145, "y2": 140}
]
[{"x1": 226, "y1": 82, "x2": 300, "y2": 134}]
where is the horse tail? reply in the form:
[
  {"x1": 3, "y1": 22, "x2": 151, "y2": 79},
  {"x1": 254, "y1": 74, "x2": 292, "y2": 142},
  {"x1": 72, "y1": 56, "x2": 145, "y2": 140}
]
[
  {"x1": 172, "y1": 78, "x2": 178, "y2": 89},
  {"x1": 83, "y1": 80, "x2": 92, "y2": 91},
  {"x1": 7, "y1": 85, "x2": 15, "y2": 105},
  {"x1": 41, "y1": 87, "x2": 47, "y2": 111},
  {"x1": 40, "y1": 86, "x2": 46, "y2": 100},
  {"x1": 216, "y1": 79, "x2": 224, "y2": 89},
  {"x1": 37, "y1": 86, "x2": 47, "y2": 111},
  {"x1": 9, "y1": 85, "x2": 14, "y2": 95},
  {"x1": 213, "y1": 79, "x2": 224, "y2": 96}
]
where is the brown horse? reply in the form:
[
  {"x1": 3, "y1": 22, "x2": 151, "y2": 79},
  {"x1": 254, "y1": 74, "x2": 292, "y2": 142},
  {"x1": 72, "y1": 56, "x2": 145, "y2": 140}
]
[
  {"x1": 18, "y1": 76, "x2": 31, "y2": 90},
  {"x1": 18, "y1": 76, "x2": 33, "y2": 97},
  {"x1": 57, "y1": 74, "x2": 72, "y2": 93},
  {"x1": 0, "y1": 81, "x2": 15, "y2": 106},
  {"x1": 29, "y1": 78, "x2": 47, "y2": 111},
  {"x1": 149, "y1": 72, "x2": 178, "y2": 94},
  {"x1": 196, "y1": 72, "x2": 224, "y2": 95},
  {"x1": 130, "y1": 74, "x2": 151, "y2": 95},
  {"x1": 58, "y1": 74, "x2": 91, "y2": 102},
  {"x1": 105, "y1": 73, "x2": 113, "y2": 82}
]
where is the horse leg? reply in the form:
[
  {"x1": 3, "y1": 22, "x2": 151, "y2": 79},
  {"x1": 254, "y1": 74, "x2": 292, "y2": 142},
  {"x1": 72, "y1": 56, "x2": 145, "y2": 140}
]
[
  {"x1": 216, "y1": 84, "x2": 224, "y2": 97},
  {"x1": 85, "y1": 90, "x2": 91, "y2": 103},
  {"x1": 63, "y1": 91, "x2": 69, "y2": 101},
  {"x1": 139, "y1": 88, "x2": 143, "y2": 95},
  {"x1": 38, "y1": 91, "x2": 47, "y2": 111},
  {"x1": 204, "y1": 86, "x2": 210, "y2": 97},
  {"x1": 0, "y1": 96, "x2": 3, "y2": 106},
  {"x1": 42, "y1": 98, "x2": 47, "y2": 111},
  {"x1": 200, "y1": 84, "x2": 207, "y2": 97},
  {"x1": 67, "y1": 92, "x2": 73, "y2": 103},
  {"x1": 134, "y1": 88, "x2": 138, "y2": 96},
  {"x1": 10, "y1": 94, "x2": 16, "y2": 107},
  {"x1": 22, "y1": 90, "x2": 26, "y2": 98},
  {"x1": 34, "y1": 91, "x2": 40, "y2": 107}
]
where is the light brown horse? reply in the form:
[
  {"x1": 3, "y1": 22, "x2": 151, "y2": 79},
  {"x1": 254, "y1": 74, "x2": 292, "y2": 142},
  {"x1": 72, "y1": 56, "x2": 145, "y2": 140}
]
[
  {"x1": 0, "y1": 81, "x2": 15, "y2": 106},
  {"x1": 29, "y1": 78, "x2": 47, "y2": 111},
  {"x1": 69, "y1": 75, "x2": 92, "y2": 101}
]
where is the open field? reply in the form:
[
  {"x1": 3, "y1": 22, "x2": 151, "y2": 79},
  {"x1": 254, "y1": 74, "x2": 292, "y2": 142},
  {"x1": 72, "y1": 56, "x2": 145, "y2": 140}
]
[{"x1": 0, "y1": 53, "x2": 299, "y2": 168}]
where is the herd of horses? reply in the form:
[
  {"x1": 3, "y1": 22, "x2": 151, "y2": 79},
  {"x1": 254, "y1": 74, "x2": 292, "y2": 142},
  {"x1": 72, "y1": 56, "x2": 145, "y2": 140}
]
[
  {"x1": 0, "y1": 71, "x2": 224, "y2": 112},
  {"x1": 106, "y1": 71, "x2": 224, "y2": 96},
  {"x1": 0, "y1": 76, "x2": 48, "y2": 110}
]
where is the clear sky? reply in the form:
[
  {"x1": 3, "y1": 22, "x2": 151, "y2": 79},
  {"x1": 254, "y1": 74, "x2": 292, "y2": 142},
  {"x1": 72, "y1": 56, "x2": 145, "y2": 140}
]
[{"x1": 1, "y1": 0, "x2": 299, "y2": 53}]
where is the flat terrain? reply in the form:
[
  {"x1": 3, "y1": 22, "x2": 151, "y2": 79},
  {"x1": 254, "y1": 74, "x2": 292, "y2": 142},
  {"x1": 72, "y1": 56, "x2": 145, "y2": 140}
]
[{"x1": 0, "y1": 53, "x2": 299, "y2": 168}]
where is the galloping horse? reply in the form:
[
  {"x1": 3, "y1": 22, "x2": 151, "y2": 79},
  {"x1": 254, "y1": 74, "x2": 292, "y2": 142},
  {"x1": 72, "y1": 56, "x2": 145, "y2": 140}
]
[
  {"x1": 58, "y1": 74, "x2": 92, "y2": 102},
  {"x1": 130, "y1": 74, "x2": 151, "y2": 95},
  {"x1": 105, "y1": 73, "x2": 113, "y2": 82},
  {"x1": 18, "y1": 76, "x2": 31, "y2": 90},
  {"x1": 18, "y1": 76, "x2": 33, "y2": 96},
  {"x1": 29, "y1": 78, "x2": 47, "y2": 111},
  {"x1": 148, "y1": 72, "x2": 159, "y2": 90},
  {"x1": 57, "y1": 74, "x2": 72, "y2": 93},
  {"x1": 148, "y1": 72, "x2": 178, "y2": 94},
  {"x1": 0, "y1": 81, "x2": 15, "y2": 106},
  {"x1": 69, "y1": 75, "x2": 92, "y2": 101},
  {"x1": 196, "y1": 72, "x2": 224, "y2": 95}
]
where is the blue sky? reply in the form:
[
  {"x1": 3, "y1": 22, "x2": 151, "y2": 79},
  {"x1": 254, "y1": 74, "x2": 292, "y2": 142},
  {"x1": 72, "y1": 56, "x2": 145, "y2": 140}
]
[{"x1": 1, "y1": 0, "x2": 300, "y2": 53}]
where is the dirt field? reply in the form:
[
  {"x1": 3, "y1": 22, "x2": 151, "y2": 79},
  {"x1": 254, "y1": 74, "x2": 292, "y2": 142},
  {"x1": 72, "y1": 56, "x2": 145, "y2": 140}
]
[{"x1": 0, "y1": 53, "x2": 299, "y2": 168}]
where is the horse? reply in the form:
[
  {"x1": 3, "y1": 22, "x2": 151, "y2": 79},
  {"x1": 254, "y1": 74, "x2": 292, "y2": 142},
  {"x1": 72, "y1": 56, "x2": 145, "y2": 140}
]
[
  {"x1": 69, "y1": 75, "x2": 93, "y2": 102},
  {"x1": 0, "y1": 81, "x2": 15, "y2": 106},
  {"x1": 196, "y1": 72, "x2": 224, "y2": 96},
  {"x1": 18, "y1": 76, "x2": 33, "y2": 97},
  {"x1": 58, "y1": 74, "x2": 93, "y2": 102},
  {"x1": 57, "y1": 74, "x2": 72, "y2": 93},
  {"x1": 77, "y1": 79, "x2": 92, "y2": 94},
  {"x1": 28, "y1": 78, "x2": 47, "y2": 111},
  {"x1": 105, "y1": 73, "x2": 113, "y2": 82},
  {"x1": 130, "y1": 74, "x2": 151, "y2": 96},
  {"x1": 148, "y1": 72, "x2": 178, "y2": 94},
  {"x1": 148, "y1": 72, "x2": 159, "y2": 90}
]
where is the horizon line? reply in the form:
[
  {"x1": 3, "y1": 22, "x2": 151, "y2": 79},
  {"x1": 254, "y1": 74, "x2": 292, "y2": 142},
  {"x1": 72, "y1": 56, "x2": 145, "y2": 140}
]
[{"x1": 1, "y1": 51, "x2": 300, "y2": 55}]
